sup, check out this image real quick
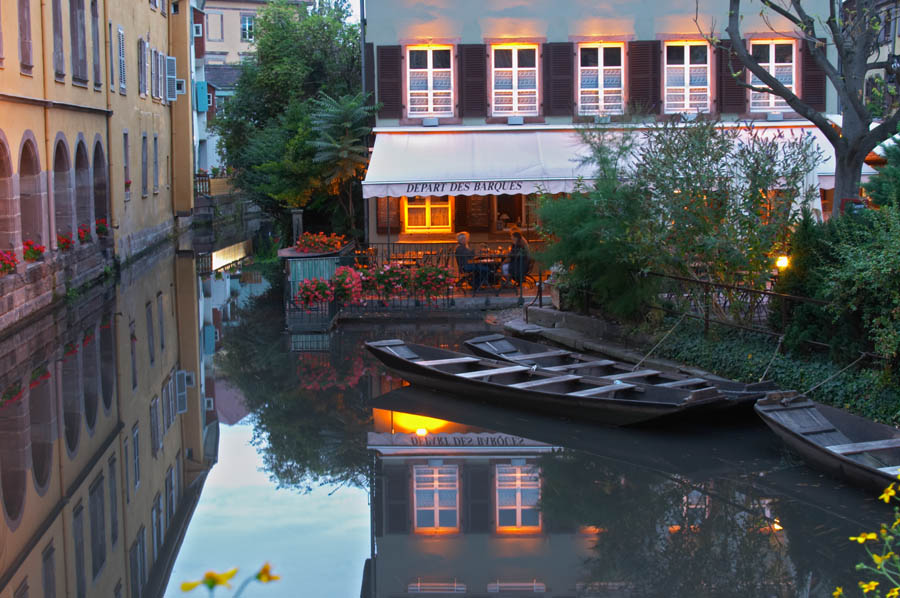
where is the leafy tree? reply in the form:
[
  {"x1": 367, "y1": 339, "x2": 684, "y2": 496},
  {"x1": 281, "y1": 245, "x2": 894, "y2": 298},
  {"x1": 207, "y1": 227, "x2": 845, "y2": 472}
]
[
  {"x1": 213, "y1": 0, "x2": 364, "y2": 237},
  {"x1": 716, "y1": 0, "x2": 900, "y2": 215},
  {"x1": 863, "y1": 141, "x2": 900, "y2": 207}
]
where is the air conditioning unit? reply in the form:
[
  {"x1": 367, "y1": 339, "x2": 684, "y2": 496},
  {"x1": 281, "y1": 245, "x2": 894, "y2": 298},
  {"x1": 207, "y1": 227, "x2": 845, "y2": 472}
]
[
  {"x1": 193, "y1": 23, "x2": 203, "y2": 38},
  {"x1": 204, "y1": 397, "x2": 214, "y2": 411}
]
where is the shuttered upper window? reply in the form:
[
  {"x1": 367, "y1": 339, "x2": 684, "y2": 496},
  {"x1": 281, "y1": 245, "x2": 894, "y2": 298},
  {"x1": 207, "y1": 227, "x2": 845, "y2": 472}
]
[
  {"x1": 750, "y1": 41, "x2": 794, "y2": 111},
  {"x1": 17, "y1": 0, "x2": 33, "y2": 74},
  {"x1": 407, "y1": 46, "x2": 453, "y2": 117},
  {"x1": 117, "y1": 27, "x2": 126, "y2": 93},
  {"x1": 578, "y1": 44, "x2": 624, "y2": 115},
  {"x1": 664, "y1": 41, "x2": 710, "y2": 113},
  {"x1": 413, "y1": 465, "x2": 458, "y2": 532},
  {"x1": 492, "y1": 45, "x2": 539, "y2": 116},
  {"x1": 137, "y1": 38, "x2": 146, "y2": 95}
]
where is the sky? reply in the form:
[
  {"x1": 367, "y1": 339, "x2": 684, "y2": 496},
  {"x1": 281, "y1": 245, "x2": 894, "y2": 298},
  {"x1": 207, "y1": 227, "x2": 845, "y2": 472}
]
[{"x1": 166, "y1": 422, "x2": 371, "y2": 597}]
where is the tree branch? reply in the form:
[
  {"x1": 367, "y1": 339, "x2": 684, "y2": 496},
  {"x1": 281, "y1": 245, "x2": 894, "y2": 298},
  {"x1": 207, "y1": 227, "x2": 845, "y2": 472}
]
[{"x1": 858, "y1": 109, "x2": 900, "y2": 157}]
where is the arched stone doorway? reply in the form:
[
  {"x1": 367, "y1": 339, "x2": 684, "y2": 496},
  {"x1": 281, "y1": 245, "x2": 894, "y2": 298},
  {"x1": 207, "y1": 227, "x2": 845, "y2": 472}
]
[
  {"x1": 0, "y1": 138, "x2": 16, "y2": 252},
  {"x1": 19, "y1": 140, "x2": 43, "y2": 247},
  {"x1": 53, "y1": 141, "x2": 73, "y2": 240},
  {"x1": 74, "y1": 142, "x2": 92, "y2": 241},
  {"x1": 92, "y1": 142, "x2": 108, "y2": 227},
  {"x1": 28, "y1": 367, "x2": 54, "y2": 493}
]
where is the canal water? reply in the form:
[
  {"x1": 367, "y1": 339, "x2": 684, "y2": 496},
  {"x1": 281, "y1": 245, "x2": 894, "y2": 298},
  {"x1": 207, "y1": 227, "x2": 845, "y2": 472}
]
[{"x1": 0, "y1": 244, "x2": 891, "y2": 598}]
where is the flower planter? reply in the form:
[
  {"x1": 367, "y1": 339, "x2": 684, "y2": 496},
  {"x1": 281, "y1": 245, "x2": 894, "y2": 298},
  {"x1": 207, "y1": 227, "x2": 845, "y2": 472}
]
[{"x1": 549, "y1": 283, "x2": 570, "y2": 311}]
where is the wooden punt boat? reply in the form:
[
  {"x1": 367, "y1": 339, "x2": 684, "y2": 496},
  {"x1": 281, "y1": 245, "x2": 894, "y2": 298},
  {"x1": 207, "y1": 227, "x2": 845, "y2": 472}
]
[
  {"x1": 366, "y1": 339, "x2": 726, "y2": 426},
  {"x1": 755, "y1": 392, "x2": 900, "y2": 492},
  {"x1": 464, "y1": 334, "x2": 776, "y2": 407}
]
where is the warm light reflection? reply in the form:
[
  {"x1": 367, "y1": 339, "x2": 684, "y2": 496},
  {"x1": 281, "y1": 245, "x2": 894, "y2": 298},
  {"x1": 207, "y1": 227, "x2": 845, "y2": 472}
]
[
  {"x1": 775, "y1": 255, "x2": 790, "y2": 270},
  {"x1": 392, "y1": 412, "x2": 451, "y2": 434},
  {"x1": 579, "y1": 525, "x2": 608, "y2": 535}
]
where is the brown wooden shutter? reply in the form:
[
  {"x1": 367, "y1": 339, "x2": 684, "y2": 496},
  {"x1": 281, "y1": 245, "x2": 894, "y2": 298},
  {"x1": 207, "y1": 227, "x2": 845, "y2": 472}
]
[
  {"x1": 717, "y1": 40, "x2": 746, "y2": 114},
  {"x1": 463, "y1": 464, "x2": 491, "y2": 533},
  {"x1": 364, "y1": 43, "x2": 375, "y2": 105},
  {"x1": 18, "y1": 0, "x2": 33, "y2": 72},
  {"x1": 384, "y1": 466, "x2": 410, "y2": 534},
  {"x1": 91, "y1": 0, "x2": 101, "y2": 86},
  {"x1": 801, "y1": 39, "x2": 826, "y2": 112},
  {"x1": 454, "y1": 197, "x2": 467, "y2": 230},
  {"x1": 376, "y1": 45, "x2": 402, "y2": 118},
  {"x1": 543, "y1": 42, "x2": 574, "y2": 116},
  {"x1": 458, "y1": 44, "x2": 487, "y2": 117},
  {"x1": 52, "y1": 0, "x2": 64, "y2": 76},
  {"x1": 627, "y1": 40, "x2": 661, "y2": 114},
  {"x1": 376, "y1": 197, "x2": 400, "y2": 235}
]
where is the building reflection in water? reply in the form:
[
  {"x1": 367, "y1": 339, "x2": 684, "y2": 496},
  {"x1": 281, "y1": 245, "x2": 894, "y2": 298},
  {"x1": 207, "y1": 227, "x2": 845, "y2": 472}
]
[{"x1": 0, "y1": 245, "x2": 217, "y2": 598}]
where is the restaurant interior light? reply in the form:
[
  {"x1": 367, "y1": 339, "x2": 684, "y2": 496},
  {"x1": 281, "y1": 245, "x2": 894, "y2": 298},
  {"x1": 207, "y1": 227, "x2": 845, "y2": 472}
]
[
  {"x1": 415, "y1": 428, "x2": 428, "y2": 436},
  {"x1": 775, "y1": 255, "x2": 790, "y2": 270}
]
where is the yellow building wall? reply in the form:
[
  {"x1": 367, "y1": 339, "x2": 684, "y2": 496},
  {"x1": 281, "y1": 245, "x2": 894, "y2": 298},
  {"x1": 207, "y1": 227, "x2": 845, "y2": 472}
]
[{"x1": 203, "y1": 0, "x2": 263, "y2": 64}]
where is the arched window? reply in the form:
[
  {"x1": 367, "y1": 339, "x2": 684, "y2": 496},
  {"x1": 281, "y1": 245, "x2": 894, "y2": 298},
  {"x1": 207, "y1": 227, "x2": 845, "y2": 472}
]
[
  {"x1": 19, "y1": 139, "x2": 44, "y2": 247},
  {"x1": 100, "y1": 315, "x2": 115, "y2": 411},
  {"x1": 92, "y1": 142, "x2": 109, "y2": 226},
  {"x1": 74, "y1": 142, "x2": 92, "y2": 240},
  {"x1": 0, "y1": 394, "x2": 28, "y2": 523},
  {"x1": 62, "y1": 349, "x2": 82, "y2": 455},
  {"x1": 0, "y1": 139, "x2": 15, "y2": 252},
  {"x1": 53, "y1": 141, "x2": 73, "y2": 240},
  {"x1": 83, "y1": 325, "x2": 100, "y2": 431},
  {"x1": 29, "y1": 366, "x2": 55, "y2": 491}
]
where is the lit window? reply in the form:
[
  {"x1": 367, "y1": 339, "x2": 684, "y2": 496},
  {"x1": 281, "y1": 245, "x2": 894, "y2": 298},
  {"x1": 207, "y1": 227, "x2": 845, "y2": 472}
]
[
  {"x1": 578, "y1": 44, "x2": 624, "y2": 115},
  {"x1": 750, "y1": 41, "x2": 794, "y2": 111},
  {"x1": 664, "y1": 42, "x2": 710, "y2": 113},
  {"x1": 413, "y1": 465, "x2": 458, "y2": 532},
  {"x1": 240, "y1": 14, "x2": 254, "y2": 42},
  {"x1": 496, "y1": 464, "x2": 541, "y2": 531},
  {"x1": 492, "y1": 45, "x2": 539, "y2": 116},
  {"x1": 407, "y1": 46, "x2": 453, "y2": 117},
  {"x1": 404, "y1": 197, "x2": 451, "y2": 232}
]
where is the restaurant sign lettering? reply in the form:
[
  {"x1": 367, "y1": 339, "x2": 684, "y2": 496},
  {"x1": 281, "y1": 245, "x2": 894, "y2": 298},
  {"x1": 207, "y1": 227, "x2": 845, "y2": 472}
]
[
  {"x1": 406, "y1": 181, "x2": 525, "y2": 194},
  {"x1": 367, "y1": 432, "x2": 552, "y2": 448}
]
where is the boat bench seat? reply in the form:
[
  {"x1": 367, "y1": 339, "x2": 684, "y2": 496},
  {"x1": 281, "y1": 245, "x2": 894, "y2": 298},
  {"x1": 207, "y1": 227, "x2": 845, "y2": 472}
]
[
  {"x1": 509, "y1": 375, "x2": 582, "y2": 389},
  {"x1": 827, "y1": 438, "x2": 900, "y2": 455},
  {"x1": 601, "y1": 369, "x2": 661, "y2": 381},
  {"x1": 508, "y1": 350, "x2": 572, "y2": 361},
  {"x1": 567, "y1": 383, "x2": 636, "y2": 398},
  {"x1": 457, "y1": 365, "x2": 530, "y2": 378},
  {"x1": 657, "y1": 378, "x2": 708, "y2": 388},
  {"x1": 544, "y1": 360, "x2": 615, "y2": 371},
  {"x1": 417, "y1": 357, "x2": 481, "y2": 366}
]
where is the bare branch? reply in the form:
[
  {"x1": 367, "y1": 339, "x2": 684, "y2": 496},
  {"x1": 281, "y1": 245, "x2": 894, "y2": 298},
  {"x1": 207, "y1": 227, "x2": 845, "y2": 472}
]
[{"x1": 858, "y1": 109, "x2": 900, "y2": 157}]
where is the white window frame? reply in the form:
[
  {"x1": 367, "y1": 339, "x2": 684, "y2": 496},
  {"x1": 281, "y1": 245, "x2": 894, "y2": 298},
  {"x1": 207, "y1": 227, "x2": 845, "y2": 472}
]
[
  {"x1": 491, "y1": 44, "x2": 539, "y2": 116},
  {"x1": 406, "y1": 45, "x2": 454, "y2": 118},
  {"x1": 663, "y1": 41, "x2": 710, "y2": 114},
  {"x1": 577, "y1": 43, "x2": 625, "y2": 116},
  {"x1": 403, "y1": 196, "x2": 452, "y2": 233},
  {"x1": 239, "y1": 14, "x2": 254, "y2": 43},
  {"x1": 117, "y1": 27, "x2": 126, "y2": 93},
  {"x1": 749, "y1": 40, "x2": 796, "y2": 112},
  {"x1": 413, "y1": 465, "x2": 459, "y2": 533},
  {"x1": 495, "y1": 464, "x2": 541, "y2": 532}
]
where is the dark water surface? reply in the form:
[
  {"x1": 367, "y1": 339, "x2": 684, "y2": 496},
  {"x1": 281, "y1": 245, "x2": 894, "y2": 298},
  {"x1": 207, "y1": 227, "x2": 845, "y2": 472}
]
[{"x1": 0, "y1": 245, "x2": 889, "y2": 598}]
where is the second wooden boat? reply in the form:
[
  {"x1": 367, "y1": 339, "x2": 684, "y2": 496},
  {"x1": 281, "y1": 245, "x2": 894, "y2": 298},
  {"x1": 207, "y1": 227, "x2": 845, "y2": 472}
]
[
  {"x1": 755, "y1": 392, "x2": 900, "y2": 492},
  {"x1": 366, "y1": 339, "x2": 726, "y2": 426}
]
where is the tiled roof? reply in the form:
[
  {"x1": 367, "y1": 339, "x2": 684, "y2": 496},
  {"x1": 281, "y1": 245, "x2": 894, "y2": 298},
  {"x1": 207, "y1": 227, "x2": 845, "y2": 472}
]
[{"x1": 205, "y1": 64, "x2": 243, "y2": 90}]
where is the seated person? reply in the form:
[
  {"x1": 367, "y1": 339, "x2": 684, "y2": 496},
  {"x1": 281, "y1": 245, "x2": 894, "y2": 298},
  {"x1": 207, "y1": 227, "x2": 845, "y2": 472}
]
[
  {"x1": 455, "y1": 232, "x2": 492, "y2": 289},
  {"x1": 502, "y1": 230, "x2": 530, "y2": 284}
]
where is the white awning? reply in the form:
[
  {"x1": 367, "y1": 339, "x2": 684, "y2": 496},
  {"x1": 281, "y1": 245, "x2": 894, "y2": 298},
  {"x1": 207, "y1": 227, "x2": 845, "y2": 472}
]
[{"x1": 362, "y1": 128, "x2": 594, "y2": 199}]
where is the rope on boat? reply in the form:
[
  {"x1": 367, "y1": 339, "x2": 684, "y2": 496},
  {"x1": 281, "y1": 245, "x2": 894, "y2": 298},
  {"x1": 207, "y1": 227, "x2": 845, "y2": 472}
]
[
  {"x1": 759, "y1": 335, "x2": 784, "y2": 383},
  {"x1": 804, "y1": 353, "x2": 866, "y2": 396},
  {"x1": 632, "y1": 313, "x2": 687, "y2": 372}
]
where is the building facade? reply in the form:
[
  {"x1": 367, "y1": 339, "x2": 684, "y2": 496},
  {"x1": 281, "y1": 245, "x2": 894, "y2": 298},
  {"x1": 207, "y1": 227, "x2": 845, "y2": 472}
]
[{"x1": 362, "y1": 0, "x2": 843, "y2": 244}]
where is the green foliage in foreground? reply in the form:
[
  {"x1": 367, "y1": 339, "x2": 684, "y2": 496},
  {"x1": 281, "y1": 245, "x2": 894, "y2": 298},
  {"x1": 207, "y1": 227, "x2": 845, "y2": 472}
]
[{"x1": 652, "y1": 320, "x2": 900, "y2": 424}]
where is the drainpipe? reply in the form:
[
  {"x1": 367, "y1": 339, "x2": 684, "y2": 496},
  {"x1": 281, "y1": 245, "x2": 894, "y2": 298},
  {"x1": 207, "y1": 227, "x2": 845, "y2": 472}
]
[
  {"x1": 40, "y1": 0, "x2": 55, "y2": 250},
  {"x1": 103, "y1": 0, "x2": 114, "y2": 249}
]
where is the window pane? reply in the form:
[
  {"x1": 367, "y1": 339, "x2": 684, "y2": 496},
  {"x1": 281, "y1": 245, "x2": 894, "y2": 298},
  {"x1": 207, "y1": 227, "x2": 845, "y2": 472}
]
[
  {"x1": 438, "y1": 489, "x2": 455, "y2": 507},
  {"x1": 775, "y1": 43, "x2": 793, "y2": 63},
  {"x1": 689, "y1": 45, "x2": 707, "y2": 65},
  {"x1": 431, "y1": 207, "x2": 450, "y2": 227},
  {"x1": 517, "y1": 48, "x2": 536, "y2": 68},
  {"x1": 409, "y1": 70, "x2": 428, "y2": 91},
  {"x1": 751, "y1": 44, "x2": 769, "y2": 63},
  {"x1": 689, "y1": 66, "x2": 707, "y2": 86},
  {"x1": 604, "y1": 46, "x2": 622, "y2": 67},
  {"x1": 603, "y1": 68, "x2": 621, "y2": 88},
  {"x1": 581, "y1": 67, "x2": 599, "y2": 90},
  {"x1": 433, "y1": 70, "x2": 451, "y2": 90},
  {"x1": 580, "y1": 47, "x2": 598, "y2": 67},
  {"x1": 494, "y1": 48, "x2": 513, "y2": 68},
  {"x1": 494, "y1": 70, "x2": 513, "y2": 90},
  {"x1": 498, "y1": 509, "x2": 517, "y2": 527},
  {"x1": 521, "y1": 488, "x2": 539, "y2": 506},
  {"x1": 522, "y1": 508, "x2": 540, "y2": 527},
  {"x1": 517, "y1": 70, "x2": 536, "y2": 90},
  {"x1": 409, "y1": 50, "x2": 427, "y2": 69},
  {"x1": 666, "y1": 45, "x2": 684, "y2": 65},
  {"x1": 416, "y1": 489, "x2": 434, "y2": 507},
  {"x1": 432, "y1": 49, "x2": 451, "y2": 69},
  {"x1": 498, "y1": 489, "x2": 517, "y2": 507},
  {"x1": 438, "y1": 510, "x2": 457, "y2": 528},
  {"x1": 416, "y1": 510, "x2": 434, "y2": 528},
  {"x1": 666, "y1": 66, "x2": 685, "y2": 87}
]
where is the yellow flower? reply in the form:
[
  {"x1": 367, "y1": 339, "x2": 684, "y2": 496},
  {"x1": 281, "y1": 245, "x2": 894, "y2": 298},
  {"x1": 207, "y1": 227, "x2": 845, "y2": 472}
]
[
  {"x1": 850, "y1": 533, "x2": 879, "y2": 543},
  {"x1": 860, "y1": 581, "x2": 879, "y2": 594},
  {"x1": 832, "y1": 587, "x2": 843, "y2": 598},
  {"x1": 892, "y1": 516, "x2": 900, "y2": 530},
  {"x1": 881, "y1": 484, "x2": 897, "y2": 504},
  {"x1": 873, "y1": 551, "x2": 895, "y2": 568},
  {"x1": 180, "y1": 568, "x2": 239, "y2": 592},
  {"x1": 887, "y1": 587, "x2": 900, "y2": 598},
  {"x1": 256, "y1": 563, "x2": 281, "y2": 584}
]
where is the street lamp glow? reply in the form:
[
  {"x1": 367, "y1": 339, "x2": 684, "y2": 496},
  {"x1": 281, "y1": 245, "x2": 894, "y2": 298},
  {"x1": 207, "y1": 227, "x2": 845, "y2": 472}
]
[
  {"x1": 775, "y1": 255, "x2": 790, "y2": 270},
  {"x1": 415, "y1": 428, "x2": 428, "y2": 436}
]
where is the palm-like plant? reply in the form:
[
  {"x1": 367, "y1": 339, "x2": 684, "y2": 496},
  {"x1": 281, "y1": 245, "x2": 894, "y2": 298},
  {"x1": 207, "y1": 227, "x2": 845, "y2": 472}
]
[{"x1": 310, "y1": 92, "x2": 377, "y2": 234}]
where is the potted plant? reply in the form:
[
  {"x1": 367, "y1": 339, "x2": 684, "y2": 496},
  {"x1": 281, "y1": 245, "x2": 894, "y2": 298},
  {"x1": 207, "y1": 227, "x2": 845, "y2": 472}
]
[
  {"x1": 23, "y1": 240, "x2": 45, "y2": 262},
  {"x1": 95, "y1": 218, "x2": 109, "y2": 237},
  {"x1": 546, "y1": 263, "x2": 571, "y2": 311},
  {"x1": 77, "y1": 224, "x2": 92, "y2": 244},
  {"x1": 57, "y1": 233, "x2": 75, "y2": 251},
  {"x1": 0, "y1": 250, "x2": 18, "y2": 275},
  {"x1": 124, "y1": 179, "x2": 132, "y2": 191}
]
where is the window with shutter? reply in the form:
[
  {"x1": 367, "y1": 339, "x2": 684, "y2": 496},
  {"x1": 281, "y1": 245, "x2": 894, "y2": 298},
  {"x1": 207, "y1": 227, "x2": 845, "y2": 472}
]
[
  {"x1": 18, "y1": 0, "x2": 33, "y2": 74},
  {"x1": 578, "y1": 44, "x2": 624, "y2": 115},
  {"x1": 141, "y1": 134, "x2": 148, "y2": 197},
  {"x1": 166, "y1": 55, "x2": 177, "y2": 101},
  {"x1": 123, "y1": 131, "x2": 130, "y2": 199},
  {"x1": 137, "y1": 39, "x2": 145, "y2": 95},
  {"x1": 458, "y1": 44, "x2": 487, "y2": 117},
  {"x1": 749, "y1": 41, "x2": 795, "y2": 111},
  {"x1": 495, "y1": 464, "x2": 541, "y2": 532},
  {"x1": 88, "y1": 475, "x2": 106, "y2": 579},
  {"x1": 384, "y1": 466, "x2": 410, "y2": 534},
  {"x1": 52, "y1": 0, "x2": 63, "y2": 78},
  {"x1": 151, "y1": 49, "x2": 157, "y2": 97},
  {"x1": 41, "y1": 545, "x2": 56, "y2": 598},
  {"x1": 543, "y1": 42, "x2": 574, "y2": 117},
  {"x1": 627, "y1": 40, "x2": 661, "y2": 114},
  {"x1": 153, "y1": 135, "x2": 158, "y2": 192},
  {"x1": 73, "y1": 505, "x2": 86, "y2": 598},
  {"x1": 376, "y1": 45, "x2": 402, "y2": 118},
  {"x1": 131, "y1": 424, "x2": 140, "y2": 489},
  {"x1": 70, "y1": 0, "x2": 88, "y2": 83},
  {"x1": 464, "y1": 465, "x2": 491, "y2": 533},
  {"x1": 91, "y1": 0, "x2": 101, "y2": 87},
  {"x1": 716, "y1": 40, "x2": 746, "y2": 114},
  {"x1": 375, "y1": 197, "x2": 400, "y2": 235},
  {"x1": 801, "y1": 39, "x2": 826, "y2": 112},
  {"x1": 108, "y1": 22, "x2": 115, "y2": 87},
  {"x1": 413, "y1": 465, "x2": 458, "y2": 532},
  {"x1": 149, "y1": 397, "x2": 159, "y2": 456},
  {"x1": 108, "y1": 456, "x2": 118, "y2": 546},
  {"x1": 407, "y1": 46, "x2": 453, "y2": 117},
  {"x1": 664, "y1": 41, "x2": 710, "y2": 113},
  {"x1": 118, "y1": 28, "x2": 126, "y2": 93},
  {"x1": 491, "y1": 45, "x2": 539, "y2": 116}
]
